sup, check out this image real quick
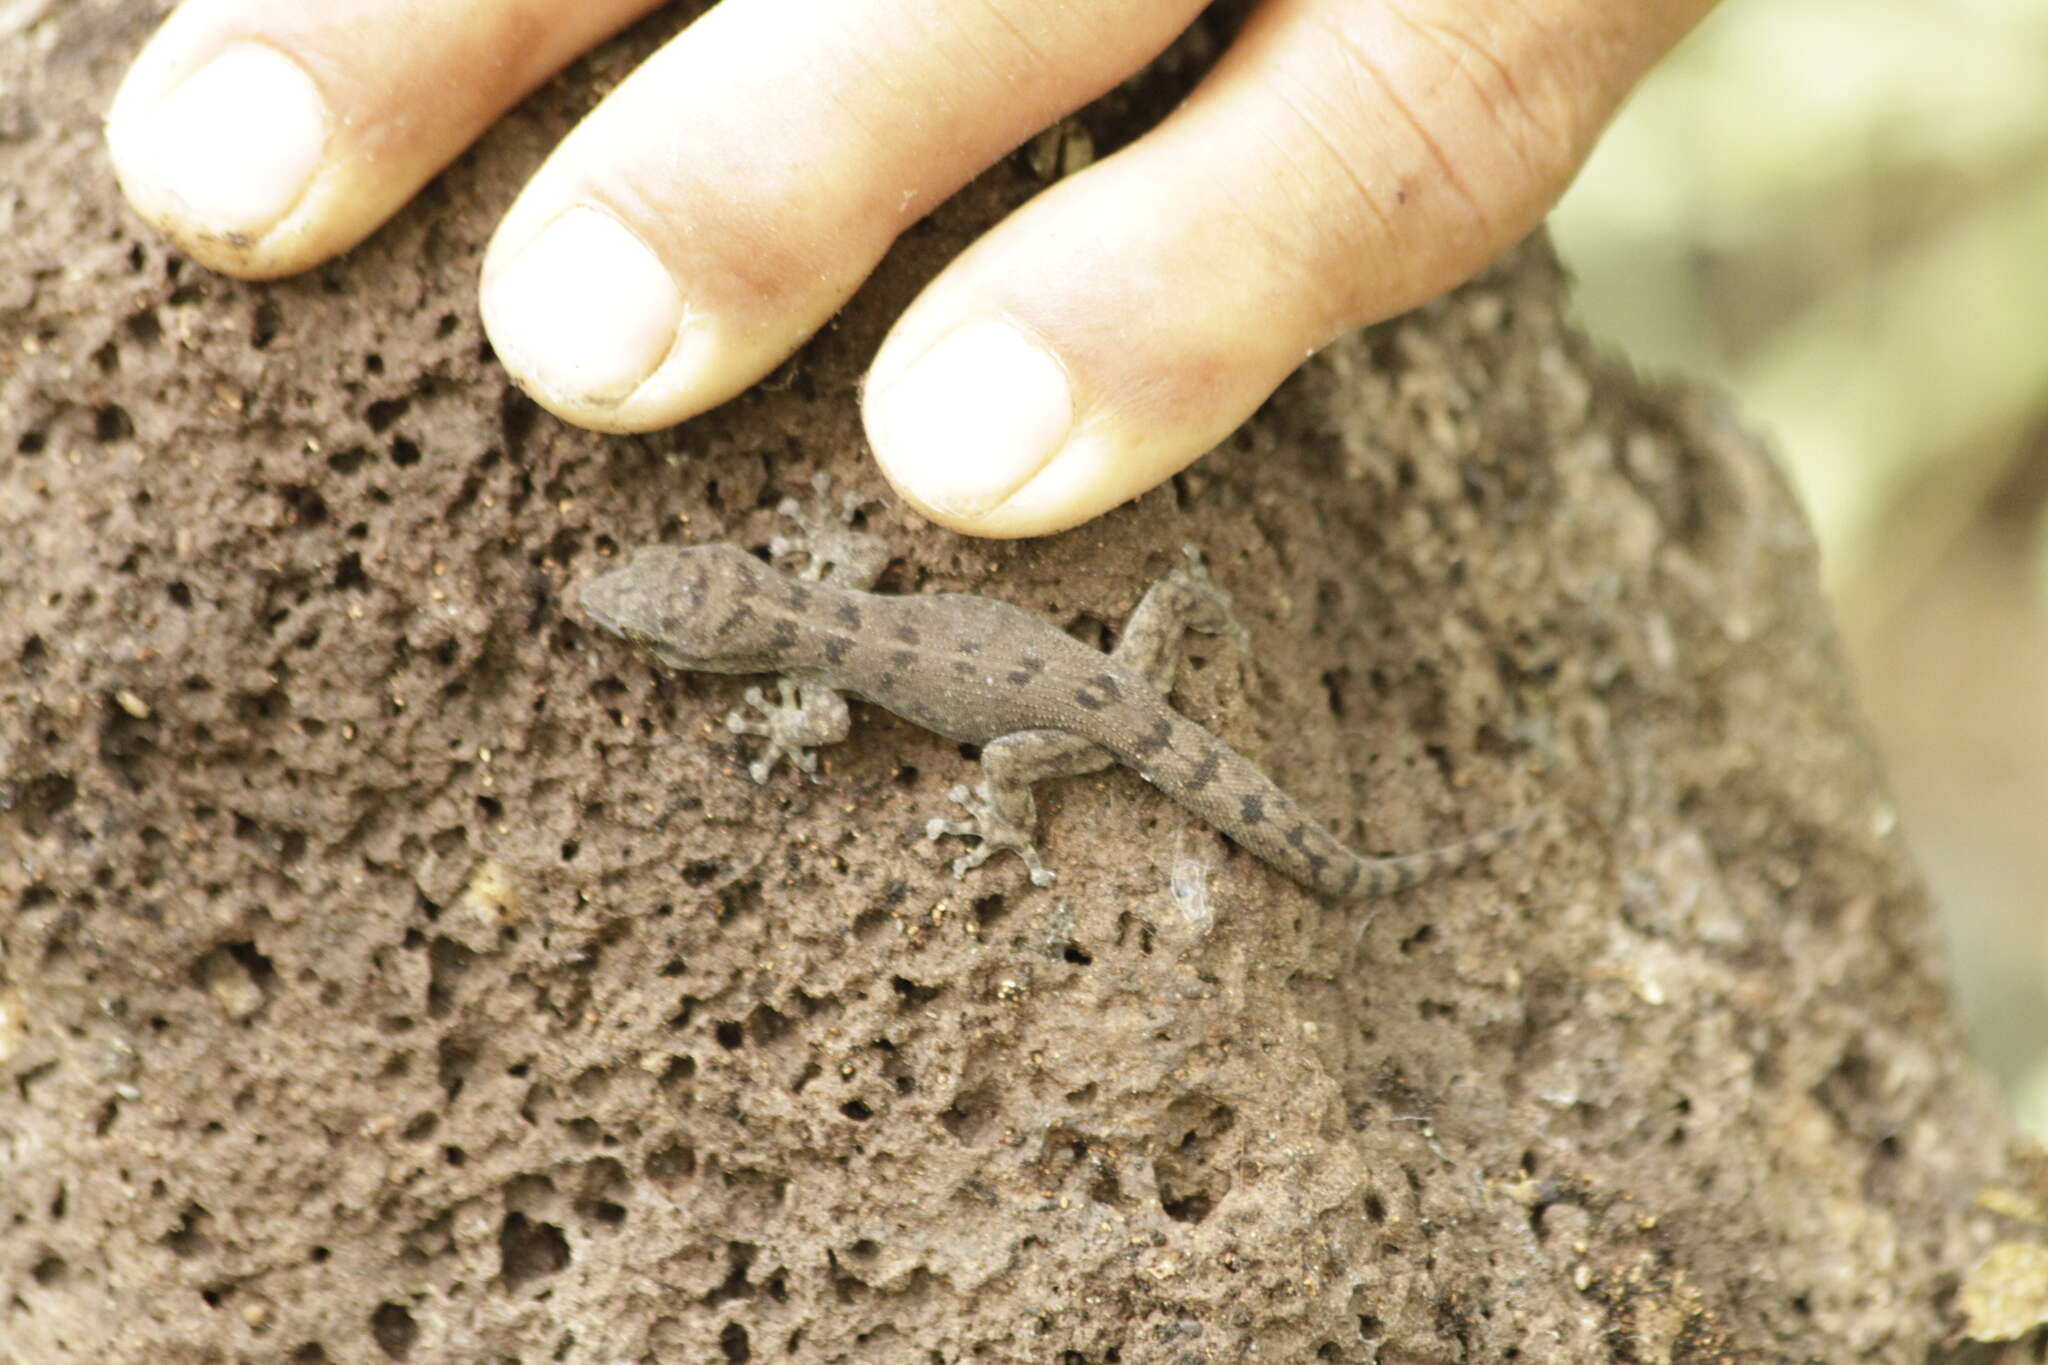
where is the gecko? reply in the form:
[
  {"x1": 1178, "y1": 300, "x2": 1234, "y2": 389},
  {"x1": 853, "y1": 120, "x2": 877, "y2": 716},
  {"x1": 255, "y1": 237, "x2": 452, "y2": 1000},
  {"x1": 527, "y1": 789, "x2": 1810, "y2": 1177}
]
[{"x1": 580, "y1": 479, "x2": 1536, "y2": 899}]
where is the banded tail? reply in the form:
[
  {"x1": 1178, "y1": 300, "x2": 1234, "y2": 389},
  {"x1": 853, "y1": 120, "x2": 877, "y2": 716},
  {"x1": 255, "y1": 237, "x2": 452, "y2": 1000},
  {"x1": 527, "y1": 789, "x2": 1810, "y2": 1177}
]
[
  {"x1": 1329, "y1": 805, "x2": 1548, "y2": 899},
  {"x1": 1095, "y1": 698, "x2": 1546, "y2": 900}
]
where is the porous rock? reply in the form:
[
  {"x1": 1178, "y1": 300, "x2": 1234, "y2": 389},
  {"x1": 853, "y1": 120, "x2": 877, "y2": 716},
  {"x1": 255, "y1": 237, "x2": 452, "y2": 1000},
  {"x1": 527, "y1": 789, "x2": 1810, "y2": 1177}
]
[{"x1": 0, "y1": 3, "x2": 2022, "y2": 1361}]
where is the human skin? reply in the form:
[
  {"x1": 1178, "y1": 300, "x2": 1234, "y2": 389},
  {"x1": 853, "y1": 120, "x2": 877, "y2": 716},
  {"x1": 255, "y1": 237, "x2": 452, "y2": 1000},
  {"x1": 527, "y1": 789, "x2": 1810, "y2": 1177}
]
[{"x1": 105, "y1": 0, "x2": 1715, "y2": 537}]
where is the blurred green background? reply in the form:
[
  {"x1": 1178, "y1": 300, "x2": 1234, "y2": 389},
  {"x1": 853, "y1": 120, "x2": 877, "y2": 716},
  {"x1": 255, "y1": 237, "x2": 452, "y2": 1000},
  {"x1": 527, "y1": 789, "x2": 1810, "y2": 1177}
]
[{"x1": 1551, "y1": 0, "x2": 2048, "y2": 1135}]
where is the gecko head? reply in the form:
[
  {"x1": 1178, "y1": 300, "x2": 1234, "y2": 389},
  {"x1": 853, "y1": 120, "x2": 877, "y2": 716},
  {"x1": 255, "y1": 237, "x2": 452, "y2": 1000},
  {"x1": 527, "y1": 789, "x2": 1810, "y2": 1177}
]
[{"x1": 579, "y1": 543, "x2": 779, "y2": 673}]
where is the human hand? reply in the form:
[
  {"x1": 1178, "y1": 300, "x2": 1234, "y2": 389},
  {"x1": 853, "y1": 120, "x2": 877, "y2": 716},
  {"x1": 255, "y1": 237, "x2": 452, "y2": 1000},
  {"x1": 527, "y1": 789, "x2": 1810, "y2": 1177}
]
[{"x1": 106, "y1": 0, "x2": 1713, "y2": 537}]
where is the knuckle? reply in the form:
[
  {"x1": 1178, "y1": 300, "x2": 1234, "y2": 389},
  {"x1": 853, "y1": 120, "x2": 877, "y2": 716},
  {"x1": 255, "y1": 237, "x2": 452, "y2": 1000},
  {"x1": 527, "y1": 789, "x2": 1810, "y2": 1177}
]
[{"x1": 1245, "y1": 0, "x2": 1598, "y2": 317}]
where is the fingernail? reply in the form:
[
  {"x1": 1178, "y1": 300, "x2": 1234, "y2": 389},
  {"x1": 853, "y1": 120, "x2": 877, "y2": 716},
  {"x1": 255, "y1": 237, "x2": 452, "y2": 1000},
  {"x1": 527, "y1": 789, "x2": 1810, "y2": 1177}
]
[
  {"x1": 109, "y1": 45, "x2": 327, "y2": 238},
  {"x1": 483, "y1": 206, "x2": 684, "y2": 407},
  {"x1": 866, "y1": 321, "x2": 1073, "y2": 518}
]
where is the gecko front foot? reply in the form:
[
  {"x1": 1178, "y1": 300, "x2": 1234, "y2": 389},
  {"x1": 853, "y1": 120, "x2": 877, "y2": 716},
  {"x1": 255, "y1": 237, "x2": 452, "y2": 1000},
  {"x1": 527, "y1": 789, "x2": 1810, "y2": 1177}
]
[
  {"x1": 771, "y1": 472, "x2": 891, "y2": 589},
  {"x1": 926, "y1": 782, "x2": 1057, "y2": 887},
  {"x1": 725, "y1": 680, "x2": 845, "y2": 783}
]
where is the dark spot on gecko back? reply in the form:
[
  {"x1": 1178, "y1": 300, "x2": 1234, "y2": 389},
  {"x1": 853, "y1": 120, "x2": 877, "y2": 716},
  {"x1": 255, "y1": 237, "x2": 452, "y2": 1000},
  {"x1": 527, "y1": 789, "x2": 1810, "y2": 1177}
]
[
  {"x1": 1132, "y1": 717, "x2": 1173, "y2": 756},
  {"x1": 835, "y1": 602, "x2": 861, "y2": 628},
  {"x1": 823, "y1": 634, "x2": 852, "y2": 665},
  {"x1": 769, "y1": 618, "x2": 798, "y2": 650},
  {"x1": 1185, "y1": 747, "x2": 1220, "y2": 791},
  {"x1": 1006, "y1": 654, "x2": 1044, "y2": 686},
  {"x1": 1073, "y1": 670, "x2": 1128, "y2": 712},
  {"x1": 715, "y1": 604, "x2": 755, "y2": 638},
  {"x1": 1240, "y1": 794, "x2": 1264, "y2": 824},
  {"x1": 894, "y1": 623, "x2": 920, "y2": 645}
]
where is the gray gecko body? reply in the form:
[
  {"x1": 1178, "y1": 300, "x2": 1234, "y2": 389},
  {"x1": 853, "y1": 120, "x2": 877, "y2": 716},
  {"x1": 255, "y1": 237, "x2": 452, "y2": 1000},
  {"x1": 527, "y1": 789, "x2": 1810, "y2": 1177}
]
[{"x1": 582, "y1": 511, "x2": 1530, "y2": 898}]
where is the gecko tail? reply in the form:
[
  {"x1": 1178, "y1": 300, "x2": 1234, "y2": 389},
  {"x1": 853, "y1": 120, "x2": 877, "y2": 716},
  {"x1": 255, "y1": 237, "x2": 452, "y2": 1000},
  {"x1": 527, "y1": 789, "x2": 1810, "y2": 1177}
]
[{"x1": 1338, "y1": 805, "x2": 1550, "y2": 899}]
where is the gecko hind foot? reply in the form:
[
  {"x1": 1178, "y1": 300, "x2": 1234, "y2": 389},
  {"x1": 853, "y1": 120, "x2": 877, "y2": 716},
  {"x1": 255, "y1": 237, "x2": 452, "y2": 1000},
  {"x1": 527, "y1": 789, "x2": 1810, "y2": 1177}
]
[
  {"x1": 926, "y1": 782, "x2": 1057, "y2": 887},
  {"x1": 1174, "y1": 545, "x2": 1250, "y2": 651}
]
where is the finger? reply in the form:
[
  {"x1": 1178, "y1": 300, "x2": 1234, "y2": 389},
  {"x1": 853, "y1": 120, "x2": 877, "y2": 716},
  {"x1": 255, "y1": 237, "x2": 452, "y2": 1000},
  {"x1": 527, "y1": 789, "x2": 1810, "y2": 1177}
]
[
  {"x1": 105, "y1": 0, "x2": 659, "y2": 279},
  {"x1": 863, "y1": 0, "x2": 1714, "y2": 537},
  {"x1": 477, "y1": 0, "x2": 1206, "y2": 432}
]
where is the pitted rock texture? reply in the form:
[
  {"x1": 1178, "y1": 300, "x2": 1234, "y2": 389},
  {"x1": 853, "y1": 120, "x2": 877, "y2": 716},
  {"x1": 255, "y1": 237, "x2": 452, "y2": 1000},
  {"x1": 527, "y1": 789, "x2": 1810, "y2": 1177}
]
[{"x1": 0, "y1": 2, "x2": 2022, "y2": 1362}]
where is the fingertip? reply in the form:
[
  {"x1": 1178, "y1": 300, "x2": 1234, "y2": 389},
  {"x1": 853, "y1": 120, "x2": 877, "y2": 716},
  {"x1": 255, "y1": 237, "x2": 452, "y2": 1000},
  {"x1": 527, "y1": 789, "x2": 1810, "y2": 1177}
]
[
  {"x1": 106, "y1": 41, "x2": 329, "y2": 275},
  {"x1": 863, "y1": 173, "x2": 1260, "y2": 539},
  {"x1": 105, "y1": 0, "x2": 660, "y2": 280},
  {"x1": 863, "y1": 320, "x2": 1077, "y2": 528},
  {"x1": 480, "y1": 206, "x2": 687, "y2": 425},
  {"x1": 480, "y1": 190, "x2": 814, "y2": 434}
]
